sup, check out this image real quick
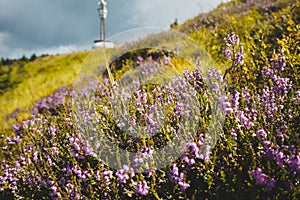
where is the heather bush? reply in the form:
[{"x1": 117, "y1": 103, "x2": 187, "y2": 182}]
[{"x1": 0, "y1": 0, "x2": 299, "y2": 199}]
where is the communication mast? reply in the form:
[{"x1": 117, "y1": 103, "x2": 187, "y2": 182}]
[
  {"x1": 93, "y1": 0, "x2": 114, "y2": 48},
  {"x1": 99, "y1": 0, "x2": 107, "y2": 41}
]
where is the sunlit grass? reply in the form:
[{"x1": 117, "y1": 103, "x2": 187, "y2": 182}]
[{"x1": 0, "y1": 52, "x2": 89, "y2": 128}]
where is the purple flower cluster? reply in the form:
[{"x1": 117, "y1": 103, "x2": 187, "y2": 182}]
[
  {"x1": 1, "y1": 18, "x2": 299, "y2": 198},
  {"x1": 0, "y1": 165, "x2": 20, "y2": 191},
  {"x1": 206, "y1": 68, "x2": 223, "y2": 82},
  {"x1": 183, "y1": 70, "x2": 203, "y2": 91},
  {"x1": 219, "y1": 95, "x2": 233, "y2": 114},
  {"x1": 261, "y1": 54, "x2": 292, "y2": 98},
  {"x1": 261, "y1": 66, "x2": 275, "y2": 78},
  {"x1": 287, "y1": 153, "x2": 300, "y2": 173},
  {"x1": 136, "y1": 180, "x2": 150, "y2": 195},
  {"x1": 102, "y1": 169, "x2": 113, "y2": 186},
  {"x1": 250, "y1": 168, "x2": 276, "y2": 191},
  {"x1": 256, "y1": 127, "x2": 267, "y2": 139},
  {"x1": 224, "y1": 32, "x2": 245, "y2": 65},
  {"x1": 273, "y1": 76, "x2": 292, "y2": 98},
  {"x1": 167, "y1": 163, "x2": 190, "y2": 190},
  {"x1": 134, "y1": 146, "x2": 154, "y2": 167},
  {"x1": 5, "y1": 136, "x2": 21, "y2": 145},
  {"x1": 235, "y1": 45, "x2": 245, "y2": 65},
  {"x1": 270, "y1": 52, "x2": 286, "y2": 71},
  {"x1": 263, "y1": 141, "x2": 300, "y2": 173},
  {"x1": 243, "y1": 87, "x2": 250, "y2": 103},
  {"x1": 116, "y1": 165, "x2": 135, "y2": 184},
  {"x1": 224, "y1": 32, "x2": 240, "y2": 59},
  {"x1": 72, "y1": 165, "x2": 87, "y2": 181},
  {"x1": 179, "y1": 133, "x2": 210, "y2": 165},
  {"x1": 32, "y1": 86, "x2": 72, "y2": 114},
  {"x1": 292, "y1": 90, "x2": 300, "y2": 105}
]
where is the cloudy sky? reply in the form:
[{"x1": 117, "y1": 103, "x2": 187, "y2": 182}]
[{"x1": 0, "y1": 0, "x2": 228, "y2": 59}]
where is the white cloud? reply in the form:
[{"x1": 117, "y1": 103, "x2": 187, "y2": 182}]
[
  {"x1": 0, "y1": 31, "x2": 12, "y2": 57},
  {"x1": 0, "y1": 0, "x2": 226, "y2": 59}
]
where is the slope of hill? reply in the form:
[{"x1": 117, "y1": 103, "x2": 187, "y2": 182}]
[
  {"x1": 0, "y1": 1, "x2": 299, "y2": 198},
  {"x1": 1, "y1": 0, "x2": 298, "y2": 129},
  {"x1": 0, "y1": 52, "x2": 90, "y2": 128}
]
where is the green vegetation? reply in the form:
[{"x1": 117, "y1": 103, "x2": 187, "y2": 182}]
[
  {"x1": 0, "y1": 1, "x2": 299, "y2": 198},
  {"x1": 2, "y1": 0, "x2": 297, "y2": 130},
  {"x1": 0, "y1": 52, "x2": 90, "y2": 128}
]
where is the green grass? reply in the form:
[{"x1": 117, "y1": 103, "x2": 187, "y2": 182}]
[
  {"x1": 0, "y1": 52, "x2": 89, "y2": 128},
  {"x1": 1, "y1": 0, "x2": 297, "y2": 130}
]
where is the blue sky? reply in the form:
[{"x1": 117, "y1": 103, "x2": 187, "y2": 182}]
[{"x1": 0, "y1": 0, "x2": 228, "y2": 58}]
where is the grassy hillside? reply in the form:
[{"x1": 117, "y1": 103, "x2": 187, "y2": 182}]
[
  {"x1": 0, "y1": 52, "x2": 90, "y2": 128},
  {"x1": 0, "y1": 1, "x2": 299, "y2": 198},
  {"x1": 1, "y1": 0, "x2": 298, "y2": 129}
]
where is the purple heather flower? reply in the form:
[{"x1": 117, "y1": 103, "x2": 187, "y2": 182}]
[
  {"x1": 276, "y1": 152, "x2": 285, "y2": 168},
  {"x1": 72, "y1": 165, "x2": 86, "y2": 181},
  {"x1": 164, "y1": 56, "x2": 171, "y2": 64},
  {"x1": 235, "y1": 45, "x2": 245, "y2": 65},
  {"x1": 141, "y1": 146, "x2": 154, "y2": 157},
  {"x1": 225, "y1": 32, "x2": 240, "y2": 46},
  {"x1": 136, "y1": 180, "x2": 150, "y2": 195},
  {"x1": 264, "y1": 147, "x2": 277, "y2": 159},
  {"x1": 33, "y1": 151, "x2": 39, "y2": 161},
  {"x1": 261, "y1": 66, "x2": 275, "y2": 78},
  {"x1": 145, "y1": 114, "x2": 157, "y2": 127},
  {"x1": 51, "y1": 185, "x2": 58, "y2": 193},
  {"x1": 193, "y1": 70, "x2": 202, "y2": 81},
  {"x1": 117, "y1": 122, "x2": 125, "y2": 128},
  {"x1": 167, "y1": 163, "x2": 190, "y2": 190},
  {"x1": 251, "y1": 168, "x2": 267, "y2": 185},
  {"x1": 174, "y1": 103, "x2": 182, "y2": 116},
  {"x1": 13, "y1": 136, "x2": 21, "y2": 144},
  {"x1": 225, "y1": 47, "x2": 231, "y2": 58},
  {"x1": 231, "y1": 129, "x2": 237, "y2": 140},
  {"x1": 52, "y1": 147, "x2": 59, "y2": 156},
  {"x1": 243, "y1": 87, "x2": 250, "y2": 103},
  {"x1": 238, "y1": 112, "x2": 248, "y2": 125},
  {"x1": 102, "y1": 169, "x2": 113, "y2": 186},
  {"x1": 273, "y1": 76, "x2": 292, "y2": 97},
  {"x1": 137, "y1": 56, "x2": 143, "y2": 65},
  {"x1": 167, "y1": 163, "x2": 179, "y2": 183},
  {"x1": 134, "y1": 156, "x2": 144, "y2": 167},
  {"x1": 13, "y1": 124, "x2": 23, "y2": 135},
  {"x1": 263, "y1": 141, "x2": 271, "y2": 147},
  {"x1": 266, "y1": 178, "x2": 276, "y2": 191},
  {"x1": 257, "y1": 127, "x2": 267, "y2": 139},
  {"x1": 251, "y1": 168, "x2": 276, "y2": 190},
  {"x1": 207, "y1": 69, "x2": 223, "y2": 81},
  {"x1": 48, "y1": 125, "x2": 57, "y2": 135},
  {"x1": 183, "y1": 155, "x2": 195, "y2": 165},
  {"x1": 137, "y1": 90, "x2": 147, "y2": 104},
  {"x1": 116, "y1": 165, "x2": 135, "y2": 184},
  {"x1": 185, "y1": 142, "x2": 200, "y2": 158},
  {"x1": 219, "y1": 95, "x2": 233, "y2": 114},
  {"x1": 6, "y1": 137, "x2": 15, "y2": 145},
  {"x1": 47, "y1": 155, "x2": 54, "y2": 167},
  {"x1": 178, "y1": 181, "x2": 190, "y2": 190},
  {"x1": 231, "y1": 91, "x2": 240, "y2": 112},
  {"x1": 69, "y1": 136, "x2": 81, "y2": 152},
  {"x1": 287, "y1": 154, "x2": 300, "y2": 173},
  {"x1": 224, "y1": 32, "x2": 242, "y2": 60},
  {"x1": 271, "y1": 52, "x2": 286, "y2": 71}
]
